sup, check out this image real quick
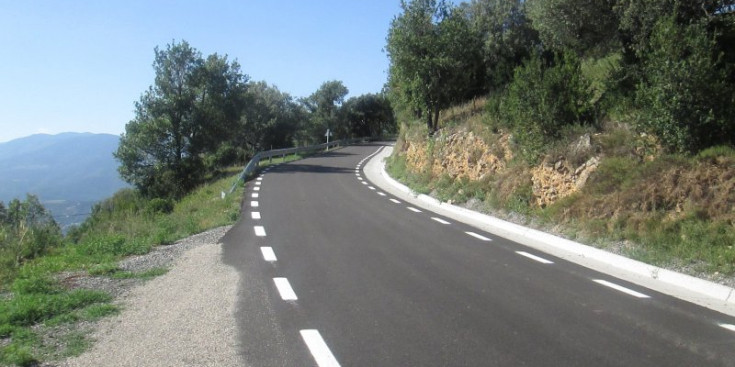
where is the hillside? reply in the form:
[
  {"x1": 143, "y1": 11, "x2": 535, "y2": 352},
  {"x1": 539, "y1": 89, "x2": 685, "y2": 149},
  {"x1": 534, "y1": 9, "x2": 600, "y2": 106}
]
[
  {"x1": 388, "y1": 100, "x2": 735, "y2": 284},
  {"x1": 0, "y1": 133, "x2": 129, "y2": 228}
]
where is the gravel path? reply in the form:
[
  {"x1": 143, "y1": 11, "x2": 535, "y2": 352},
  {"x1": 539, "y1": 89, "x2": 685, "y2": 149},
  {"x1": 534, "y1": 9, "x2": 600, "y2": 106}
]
[{"x1": 60, "y1": 226, "x2": 246, "y2": 367}]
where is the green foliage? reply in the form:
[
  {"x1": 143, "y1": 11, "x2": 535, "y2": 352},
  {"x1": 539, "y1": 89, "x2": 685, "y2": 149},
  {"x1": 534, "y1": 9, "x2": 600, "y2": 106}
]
[
  {"x1": 386, "y1": 0, "x2": 483, "y2": 132},
  {"x1": 146, "y1": 198, "x2": 174, "y2": 215},
  {"x1": 341, "y1": 93, "x2": 397, "y2": 138},
  {"x1": 300, "y1": 80, "x2": 349, "y2": 143},
  {"x1": 635, "y1": 16, "x2": 735, "y2": 153},
  {"x1": 497, "y1": 52, "x2": 593, "y2": 162},
  {"x1": 527, "y1": 0, "x2": 619, "y2": 56},
  {"x1": 115, "y1": 40, "x2": 249, "y2": 199}
]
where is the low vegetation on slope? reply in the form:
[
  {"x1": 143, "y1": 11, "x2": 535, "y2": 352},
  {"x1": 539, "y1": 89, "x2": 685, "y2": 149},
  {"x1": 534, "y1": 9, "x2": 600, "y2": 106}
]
[
  {"x1": 0, "y1": 169, "x2": 243, "y2": 366},
  {"x1": 388, "y1": 100, "x2": 735, "y2": 279}
]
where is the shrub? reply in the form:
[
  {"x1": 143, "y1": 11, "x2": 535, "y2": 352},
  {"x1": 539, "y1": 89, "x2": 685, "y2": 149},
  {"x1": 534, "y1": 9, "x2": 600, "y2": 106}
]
[
  {"x1": 498, "y1": 52, "x2": 593, "y2": 162},
  {"x1": 146, "y1": 198, "x2": 174, "y2": 215},
  {"x1": 635, "y1": 16, "x2": 735, "y2": 154}
]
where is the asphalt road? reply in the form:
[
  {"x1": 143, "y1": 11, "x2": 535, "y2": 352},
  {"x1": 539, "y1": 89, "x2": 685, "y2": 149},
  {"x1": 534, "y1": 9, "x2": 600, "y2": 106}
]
[{"x1": 221, "y1": 143, "x2": 735, "y2": 367}]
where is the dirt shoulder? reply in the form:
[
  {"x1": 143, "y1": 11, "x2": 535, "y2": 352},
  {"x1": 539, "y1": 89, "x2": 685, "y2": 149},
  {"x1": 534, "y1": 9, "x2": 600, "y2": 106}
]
[{"x1": 58, "y1": 226, "x2": 245, "y2": 367}]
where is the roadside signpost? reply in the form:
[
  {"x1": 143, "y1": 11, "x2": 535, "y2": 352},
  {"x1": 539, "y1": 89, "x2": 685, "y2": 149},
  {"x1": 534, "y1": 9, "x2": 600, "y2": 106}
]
[{"x1": 325, "y1": 129, "x2": 333, "y2": 151}]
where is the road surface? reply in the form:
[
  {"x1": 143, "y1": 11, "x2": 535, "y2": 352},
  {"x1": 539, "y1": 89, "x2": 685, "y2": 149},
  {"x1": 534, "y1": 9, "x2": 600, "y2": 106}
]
[{"x1": 221, "y1": 143, "x2": 735, "y2": 366}]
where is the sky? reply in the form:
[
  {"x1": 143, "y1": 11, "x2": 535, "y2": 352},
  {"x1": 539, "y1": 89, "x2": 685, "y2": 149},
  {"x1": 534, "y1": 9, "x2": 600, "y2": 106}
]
[{"x1": 0, "y1": 0, "x2": 407, "y2": 143}]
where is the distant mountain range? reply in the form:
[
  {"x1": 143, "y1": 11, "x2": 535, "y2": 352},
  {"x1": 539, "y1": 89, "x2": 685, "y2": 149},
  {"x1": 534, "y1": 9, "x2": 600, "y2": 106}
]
[{"x1": 0, "y1": 132, "x2": 130, "y2": 229}]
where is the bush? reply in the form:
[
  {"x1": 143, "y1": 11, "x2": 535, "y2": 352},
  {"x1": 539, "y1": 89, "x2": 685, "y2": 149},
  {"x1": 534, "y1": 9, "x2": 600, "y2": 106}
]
[
  {"x1": 146, "y1": 198, "x2": 174, "y2": 215},
  {"x1": 635, "y1": 16, "x2": 735, "y2": 154},
  {"x1": 497, "y1": 52, "x2": 593, "y2": 162}
]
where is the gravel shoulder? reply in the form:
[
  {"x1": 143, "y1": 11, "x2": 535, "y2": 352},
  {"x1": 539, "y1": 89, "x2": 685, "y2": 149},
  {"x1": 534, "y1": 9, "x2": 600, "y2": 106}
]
[{"x1": 59, "y1": 226, "x2": 246, "y2": 367}]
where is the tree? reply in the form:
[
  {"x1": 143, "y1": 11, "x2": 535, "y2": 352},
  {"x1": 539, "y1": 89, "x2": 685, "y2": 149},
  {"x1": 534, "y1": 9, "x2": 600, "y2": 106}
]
[
  {"x1": 386, "y1": 0, "x2": 482, "y2": 133},
  {"x1": 115, "y1": 40, "x2": 248, "y2": 198},
  {"x1": 0, "y1": 195, "x2": 61, "y2": 266},
  {"x1": 635, "y1": 16, "x2": 735, "y2": 153},
  {"x1": 341, "y1": 94, "x2": 397, "y2": 138},
  {"x1": 239, "y1": 81, "x2": 303, "y2": 152},
  {"x1": 526, "y1": 0, "x2": 619, "y2": 57},
  {"x1": 461, "y1": 0, "x2": 538, "y2": 89},
  {"x1": 301, "y1": 80, "x2": 349, "y2": 143}
]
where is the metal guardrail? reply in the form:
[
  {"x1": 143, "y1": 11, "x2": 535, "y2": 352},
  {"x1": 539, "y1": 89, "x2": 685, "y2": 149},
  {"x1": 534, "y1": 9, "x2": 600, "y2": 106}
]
[{"x1": 228, "y1": 137, "x2": 370, "y2": 193}]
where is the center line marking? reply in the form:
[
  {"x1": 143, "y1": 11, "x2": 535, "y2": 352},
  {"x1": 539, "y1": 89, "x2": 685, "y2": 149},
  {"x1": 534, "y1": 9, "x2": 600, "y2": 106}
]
[
  {"x1": 252, "y1": 193, "x2": 259, "y2": 198},
  {"x1": 273, "y1": 278, "x2": 298, "y2": 300},
  {"x1": 431, "y1": 217, "x2": 450, "y2": 224},
  {"x1": 719, "y1": 323, "x2": 735, "y2": 332},
  {"x1": 254, "y1": 226, "x2": 266, "y2": 237},
  {"x1": 516, "y1": 251, "x2": 554, "y2": 264},
  {"x1": 377, "y1": 192, "x2": 386, "y2": 196},
  {"x1": 593, "y1": 279, "x2": 650, "y2": 298},
  {"x1": 407, "y1": 207, "x2": 422, "y2": 213},
  {"x1": 251, "y1": 201, "x2": 259, "y2": 207},
  {"x1": 390, "y1": 198, "x2": 400, "y2": 204},
  {"x1": 260, "y1": 247, "x2": 277, "y2": 262},
  {"x1": 466, "y1": 232, "x2": 492, "y2": 241},
  {"x1": 300, "y1": 330, "x2": 341, "y2": 367},
  {"x1": 251, "y1": 212, "x2": 261, "y2": 219}
]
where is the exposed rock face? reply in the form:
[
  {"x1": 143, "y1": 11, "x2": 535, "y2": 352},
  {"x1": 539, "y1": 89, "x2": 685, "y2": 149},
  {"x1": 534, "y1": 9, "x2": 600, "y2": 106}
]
[
  {"x1": 404, "y1": 131, "x2": 511, "y2": 180},
  {"x1": 402, "y1": 130, "x2": 600, "y2": 208},
  {"x1": 531, "y1": 156, "x2": 600, "y2": 208}
]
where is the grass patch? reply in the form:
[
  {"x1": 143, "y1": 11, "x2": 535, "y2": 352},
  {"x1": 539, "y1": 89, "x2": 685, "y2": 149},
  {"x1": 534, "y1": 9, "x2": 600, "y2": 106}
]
[{"x1": 0, "y1": 167, "x2": 245, "y2": 365}]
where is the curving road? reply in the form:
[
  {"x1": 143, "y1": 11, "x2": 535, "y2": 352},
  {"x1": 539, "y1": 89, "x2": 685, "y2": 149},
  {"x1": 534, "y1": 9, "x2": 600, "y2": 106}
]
[{"x1": 221, "y1": 143, "x2": 735, "y2": 366}]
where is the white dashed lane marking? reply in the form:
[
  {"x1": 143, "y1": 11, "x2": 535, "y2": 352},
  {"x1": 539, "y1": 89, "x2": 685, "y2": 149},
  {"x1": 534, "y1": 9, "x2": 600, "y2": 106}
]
[
  {"x1": 466, "y1": 232, "x2": 492, "y2": 241},
  {"x1": 407, "y1": 207, "x2": 422, "y2": 213},
  {"x1": 431, "y1": 217, "x2": 450, "y2": 225},
  {"x1": 254, "y1": 226, "x2": 266, "y2": 237},
  {"x1": 254, "y1": 187, "x2": 261, "y2": 191},
  {"x1": 377, "y1": 192, "x2": 386, "y2": 196},
  {"x1": 260, "y1": 247, "x2": 277, "y2": 262},
  {"x1": 257, "y1": 177, "x2": 263, "y2": 181},
  {"x1": 273, "y1": 278, "x2": 298, "y2": 301},
  {"x1": 390, "y1": 199, "x2": 401, "y2": 204},
  {"x1": 252, "y1": 193, "x2": 259, "y2": 198},
  {"x1": 516, "y1": 251, "x2": 554, "y2": 264},
  {"x1": 251, "y1": 212, "x2": 261, "y2": 219},
  {"x1": 256, "y1": 181, "x2": 262, "y2": 186},
  {"x1": 593, "y1": 279, "x2": 650, "y2": 299},
  {"x1": 251, "y1": 201, "x2": 259, "y2": 207},
  {"x1": 369, "y1": 186, "x2": 376, "y2": 190},
  {"x1": 301, "y1": 330, "x2": 341, "y2": 367}
]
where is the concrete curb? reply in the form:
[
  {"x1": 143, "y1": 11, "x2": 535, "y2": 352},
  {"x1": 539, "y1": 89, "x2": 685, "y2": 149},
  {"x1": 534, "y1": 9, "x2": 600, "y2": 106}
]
[{"x1": 366, "y1": 145, "x2": 735, "y2": 317}]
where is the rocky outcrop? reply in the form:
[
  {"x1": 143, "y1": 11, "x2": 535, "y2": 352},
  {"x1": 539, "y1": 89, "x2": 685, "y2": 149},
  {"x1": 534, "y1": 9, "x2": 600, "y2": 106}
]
[{"x1": 531, "y1": 155, "x2": 600, "y2": 208}]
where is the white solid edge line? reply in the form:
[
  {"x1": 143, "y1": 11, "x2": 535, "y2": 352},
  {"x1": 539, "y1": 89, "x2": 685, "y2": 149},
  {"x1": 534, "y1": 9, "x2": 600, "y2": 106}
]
[
  {"x1": 466, "y1": 231, "x2": 492, "y2": 241},
  {"x1": 431, "y1": 217, "x2": 450, "y2": 225},
  {"x1": 407, "y1": 207, "x2": 422, "y2": 213},
  {"x1": 719, "y1": 323, "x2": 735, "y2": 332},
  {"x1": 261, "y1": 247, "x2": 277, "y2": 262},
  {"x1": 254, "y1": 226, "x2": 266, "y2": 237},
  {"x1": 390, "y1": 198, "x2": 400, "y2": 204},
  {"x1": 251, "y1": 201, "x2": 259, "y2": 207},
  {"x1": 300, "y1": 330, "x2": 341, "y2": 367},
  {"x1": 593, "y1": 279, "x2": 650, "y2": 299},
  {"x1": 516, "y1": 251, "x2": 554, "y2": 264},
  {"x1": 251, "y1": 212, "x2": 261, "y2": 219},
  {"x1": 273, "y1": 278, "x2": 298, "y2": 300}
]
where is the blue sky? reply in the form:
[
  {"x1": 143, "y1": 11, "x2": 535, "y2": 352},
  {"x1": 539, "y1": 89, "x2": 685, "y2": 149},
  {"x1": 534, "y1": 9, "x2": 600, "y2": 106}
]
[{"x1": 0, "y1": 0, "x2": 408, "y2": 143}]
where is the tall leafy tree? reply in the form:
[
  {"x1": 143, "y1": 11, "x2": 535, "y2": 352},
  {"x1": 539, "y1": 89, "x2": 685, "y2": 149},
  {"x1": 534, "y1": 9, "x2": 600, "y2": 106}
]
[
  {"x1": 115, "y1": 40, "x2": 248, "y2": 198},
  {"x1": 461, "y1": 0, "x2": 538, "y2": 89},
  {"x1": 526, "y1": 0, "x2": 619, "y2": 57},
  {"x1": 301, "y1": 80, "x2": 349, "y2": 143},
  {"x1": 341, "y1": 94, "x2": 396, "y2": 138},
  {"x1": 386, "y1": 0, "x2": 481, "y2": 133}
]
